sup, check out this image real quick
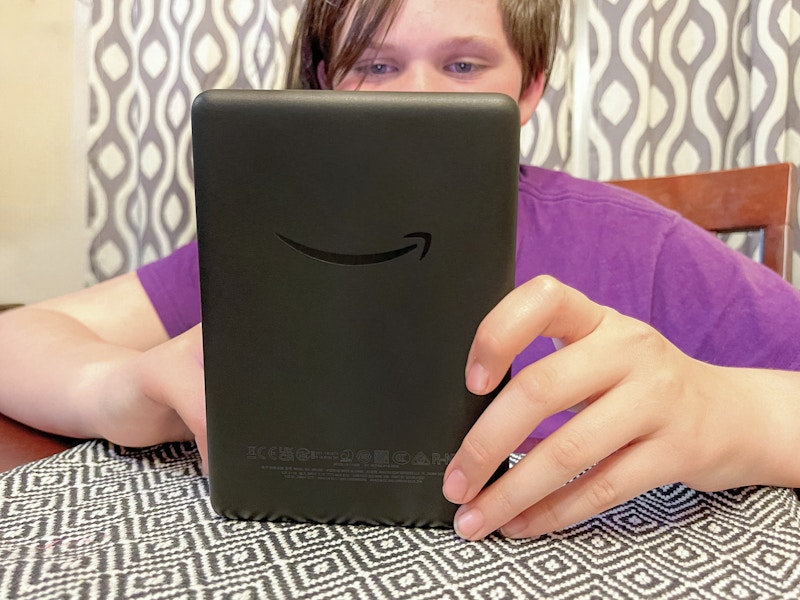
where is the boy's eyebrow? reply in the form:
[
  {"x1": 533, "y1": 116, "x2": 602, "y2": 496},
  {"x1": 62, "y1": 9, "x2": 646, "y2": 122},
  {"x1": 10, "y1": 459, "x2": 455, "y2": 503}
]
[
  {"x1": 435, "y1": 36, "x2": 503, "y2": 54},
  {"x1": 363, "y1": 36, "x2": 503, "y2": 56}
]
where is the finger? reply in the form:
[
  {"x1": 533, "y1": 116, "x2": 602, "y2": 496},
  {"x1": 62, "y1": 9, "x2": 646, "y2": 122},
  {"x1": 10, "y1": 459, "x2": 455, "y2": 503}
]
[
  {"x1": 444, "y1": 330, "x2": 630, "y2": 506},
  {"x1": 189, "y1": 325, "x2": 209, "y2": 474},
  {"x1": 170, "y1": 325, "x2": 208, "y2": 469},
  {"x1": 466, "y1": 276, "x2": 609, "y2": 395},
  {"x1": 499, "y1": 440, "x2": 677, "y2": 539},
  {"x1": 143, "y1": 325, "x2": 207, "y2": 463},
  {"x1": 449, "y1": 383, "x2": 659, "y2": 540}
]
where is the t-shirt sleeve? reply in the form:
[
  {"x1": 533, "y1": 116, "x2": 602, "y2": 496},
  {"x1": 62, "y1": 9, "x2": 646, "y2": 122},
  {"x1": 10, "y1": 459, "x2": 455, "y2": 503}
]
[
  {"x1": 649, "y1": 217, "x2": 800, "y2": 371},
  {"x1": 136, "y1": 241, "x2": 202, "y2": 338}
]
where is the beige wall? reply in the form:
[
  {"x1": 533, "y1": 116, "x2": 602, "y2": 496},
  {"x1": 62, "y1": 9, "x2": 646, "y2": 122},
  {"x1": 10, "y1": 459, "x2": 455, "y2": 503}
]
[{"x1": 0, "y1": 1, "x2": 90, "y2": 304}]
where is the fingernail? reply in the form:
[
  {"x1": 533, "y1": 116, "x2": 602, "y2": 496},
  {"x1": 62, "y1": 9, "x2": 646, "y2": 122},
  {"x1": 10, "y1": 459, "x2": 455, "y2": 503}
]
[
  {"x1": 443, "y1": 469, "x2": 469, "y2": 503},
  {"x1": 454, "y1": 507, "x2": 484, "y2": 540},
  {"x1": 466, "y1": 361, "x2": 490, "y2": 394},
  {"x1": 500, "y1": 514, "x2": 529, "y2": 539}
]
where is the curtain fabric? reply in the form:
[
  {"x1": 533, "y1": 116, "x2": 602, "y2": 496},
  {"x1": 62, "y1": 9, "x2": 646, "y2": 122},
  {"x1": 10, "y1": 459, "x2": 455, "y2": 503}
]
[
  {"x1": 583, "y1": 0, "x2": 800, "y2": 180},
  {"x1": 88, "y1": 0, "x2": 800, "y2": 282},
  {"x1": 89, "y1": 0, "x2": 301, "y2": 281}
]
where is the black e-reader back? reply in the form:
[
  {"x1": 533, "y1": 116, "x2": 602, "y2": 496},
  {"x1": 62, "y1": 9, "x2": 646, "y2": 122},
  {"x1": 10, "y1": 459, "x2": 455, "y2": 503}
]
[{"x1": 192, "y1": 89, "x2": 519, "y2": 527}]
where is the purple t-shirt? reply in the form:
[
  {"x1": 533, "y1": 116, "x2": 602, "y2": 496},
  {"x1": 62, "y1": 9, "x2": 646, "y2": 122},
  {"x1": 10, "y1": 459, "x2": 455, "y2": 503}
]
[
  {"x1": 511, "y1": 167, "x2": 800, "y2": 372},
  {"x1": 137, "y1": 242, "x2": 202, "y2": 340},
  {"x1": 138, "y1": 166, "x2": 800, "y2": 434}
]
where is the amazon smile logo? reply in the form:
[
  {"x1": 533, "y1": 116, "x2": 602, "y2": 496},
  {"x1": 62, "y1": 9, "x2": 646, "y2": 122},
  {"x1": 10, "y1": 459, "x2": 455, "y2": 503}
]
[{"x1": 276, "y1": 232, "x2": 432, "y2": 266}]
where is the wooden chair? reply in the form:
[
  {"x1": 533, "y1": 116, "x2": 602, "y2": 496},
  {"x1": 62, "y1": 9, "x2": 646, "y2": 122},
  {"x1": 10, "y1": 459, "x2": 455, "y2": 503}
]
[{"x1": 609, "y1": 163, "x2": 798, "y2": 281}]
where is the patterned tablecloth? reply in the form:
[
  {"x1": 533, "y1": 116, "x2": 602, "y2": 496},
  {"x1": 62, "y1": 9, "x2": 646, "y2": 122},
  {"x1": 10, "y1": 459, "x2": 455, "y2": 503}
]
[{"x1": 2, "y1": 441, "x2": 799, "y2": 599}]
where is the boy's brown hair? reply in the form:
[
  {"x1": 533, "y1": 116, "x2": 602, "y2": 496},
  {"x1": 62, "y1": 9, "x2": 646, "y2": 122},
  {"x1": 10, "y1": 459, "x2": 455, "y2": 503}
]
[{"x1": 286, "y1": 0, "x2": 561, "y2": 92}]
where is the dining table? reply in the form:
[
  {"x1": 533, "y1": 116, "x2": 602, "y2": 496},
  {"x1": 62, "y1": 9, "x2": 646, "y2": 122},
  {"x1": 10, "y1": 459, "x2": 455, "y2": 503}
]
[
  {"x1": 0, "y1": 413, "x2": 79, "y2": 473},
  {"x1": 2, "y1": 418, "x2": 800, "y2": 599}
]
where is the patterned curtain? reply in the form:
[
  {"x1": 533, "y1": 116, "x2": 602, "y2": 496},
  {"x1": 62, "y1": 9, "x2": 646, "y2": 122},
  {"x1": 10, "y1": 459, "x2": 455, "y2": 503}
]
[
  {"x1": 584, "y1": 0, "x2": 800, "y2": 181},
  {"x1": 88, "y1": 0, "x2": 302, "y2": 282},
  {"x1": 88, "y1": 0, "x2": 800, "y2": 283}
]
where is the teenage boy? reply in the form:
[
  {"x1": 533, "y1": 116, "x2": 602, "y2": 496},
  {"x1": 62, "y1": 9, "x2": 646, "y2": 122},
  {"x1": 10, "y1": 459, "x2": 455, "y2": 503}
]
[{"x1": 1, "y1": 0, "x2": 800, "y2": 542}]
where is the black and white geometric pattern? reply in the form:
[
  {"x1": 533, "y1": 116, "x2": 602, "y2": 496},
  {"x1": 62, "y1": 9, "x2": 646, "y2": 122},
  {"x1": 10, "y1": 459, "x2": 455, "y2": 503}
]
[{"x1": 2, "y1": 441, "x2": 800, "y2": 599}]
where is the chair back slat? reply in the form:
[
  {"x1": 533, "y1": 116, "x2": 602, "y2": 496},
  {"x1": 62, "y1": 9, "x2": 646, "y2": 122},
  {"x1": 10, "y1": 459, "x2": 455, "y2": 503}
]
[{"x1": 610, "y1": 163, "x2": 797, "y2": 281}]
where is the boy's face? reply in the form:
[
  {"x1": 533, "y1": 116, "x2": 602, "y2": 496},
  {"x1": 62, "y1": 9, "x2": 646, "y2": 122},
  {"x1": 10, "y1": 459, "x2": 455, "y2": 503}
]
[{"x1": 325, "y1": 0, "x2": 544, "y2": 125}]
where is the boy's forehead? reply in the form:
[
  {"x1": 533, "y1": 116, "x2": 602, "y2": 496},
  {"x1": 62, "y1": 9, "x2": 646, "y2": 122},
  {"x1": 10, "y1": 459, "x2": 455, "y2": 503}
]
[{"x1": 335, "y1": 0, "x2": 506, "y2": 51}]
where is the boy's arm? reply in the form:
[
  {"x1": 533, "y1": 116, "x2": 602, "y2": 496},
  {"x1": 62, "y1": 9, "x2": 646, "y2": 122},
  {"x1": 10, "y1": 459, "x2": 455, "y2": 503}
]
[
  {"x1": 0, "y1": 273, "x2": 207, "y2": 462},
  {"x1": 29, "y1": 271, "x2": 170, "y2": 351}
]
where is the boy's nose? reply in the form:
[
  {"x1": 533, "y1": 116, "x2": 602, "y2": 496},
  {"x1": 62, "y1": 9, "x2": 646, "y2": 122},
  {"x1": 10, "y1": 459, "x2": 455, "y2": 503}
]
[{"x1": 395, "y1": 66, "x2": 444, "y2": 93}]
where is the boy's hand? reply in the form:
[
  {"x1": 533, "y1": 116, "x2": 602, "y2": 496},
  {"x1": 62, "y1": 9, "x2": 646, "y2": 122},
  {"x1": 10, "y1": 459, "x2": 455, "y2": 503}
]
[
  {"x1": 94, "y1": 324, "x2": 208, "y2": 471},
  {"x1": 443, "y1": 275, "x2": 800, "y2": 540}
]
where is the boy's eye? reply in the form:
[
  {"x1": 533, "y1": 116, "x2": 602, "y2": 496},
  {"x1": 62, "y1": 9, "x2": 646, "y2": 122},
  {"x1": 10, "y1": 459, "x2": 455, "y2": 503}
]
[
  {"x1": 445, "y1": 62, "x2": 479, "y2": 75},
  {"x1": 352, "y1": 61, "x2": 395, "y2": 77},
  {"x1": 369, "y1": 63, "x2": 390, "y2": 75},
  {"x1": 350, "y1": 61, "x2": 397, "y2": 80}
]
